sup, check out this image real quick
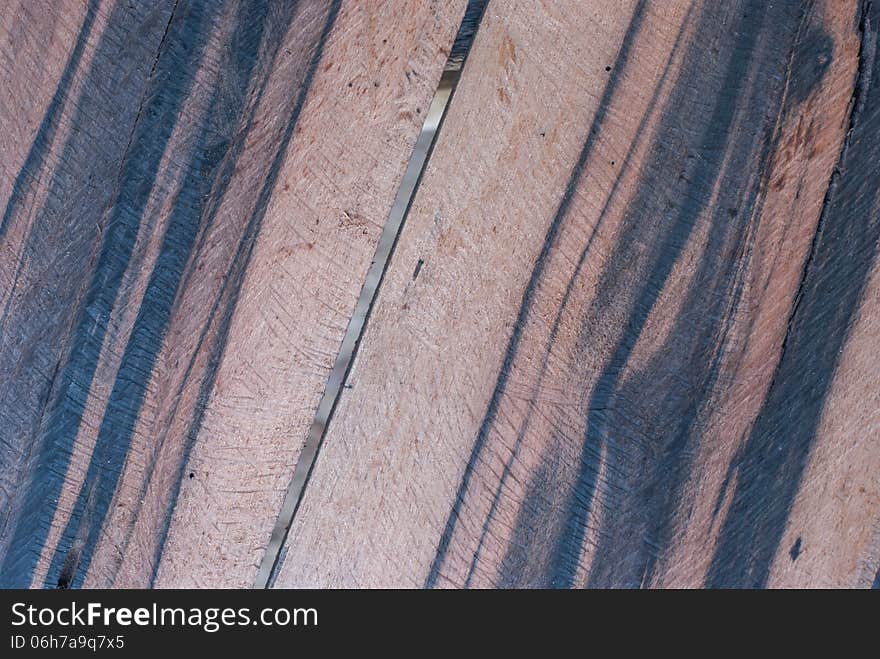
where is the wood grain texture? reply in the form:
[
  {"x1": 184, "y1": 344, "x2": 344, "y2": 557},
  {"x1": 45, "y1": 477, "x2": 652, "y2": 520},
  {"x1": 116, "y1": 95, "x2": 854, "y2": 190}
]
[
  {"x1": 275, "y1": 0, "x2": 880, "y2": 588},
  {"x1": 0, "y1": 0, "x2": 465, "y2": 588}
]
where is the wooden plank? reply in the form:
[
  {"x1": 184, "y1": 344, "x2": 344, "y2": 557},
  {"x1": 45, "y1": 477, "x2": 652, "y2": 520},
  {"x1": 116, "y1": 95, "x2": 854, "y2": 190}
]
[
  {"x1": 706, "y1": 3, "x2": 880, "y2": 587},
  {"x1": 0, "y1": 0, "x2": 465, "y2": 588},
  {"x1": 0, "y1": 0, "x2": 177, "y2": 586},
  {"x1": 274, "y1": 0, "x2": 878, "y2": 588}
]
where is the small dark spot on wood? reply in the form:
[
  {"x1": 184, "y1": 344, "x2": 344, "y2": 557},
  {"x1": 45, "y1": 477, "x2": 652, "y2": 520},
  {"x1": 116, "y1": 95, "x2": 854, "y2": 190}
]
[
  {"x1": 344, "y1": 383, "x2": 354, "y2": 390},
  {"x1": 382, "y1": 38, "x2": 387, "y2": 44},
  {"x1": 413, "y1": 258, "x2": 425, "y2": 280},
  {"x1": 605, "y1": 66, "x2": 611, "y2": 72},
  {"x1": 347, "y1": 81, "x2": 353, "y2": 88},
  {"x1": 540, "y1": 131, "x2": 546, "y2": 137},
  {"x1": 789, "y1": 536, "x2": 802, "y2": 561},
  {"x1": 611, "y1": 160, "x2": 615, "y2": 166},
  {"x1": 57, "y1": 548, "x2": 79, "y2": 589},
  {"x1": 189, "y1": 472, "x2": 195, "y2": 479},
  {"x1": 374, "y1": 81, "x2": 380, "y2": 88},
  {"x1": 416, "y1": 107, "x2": 421, "y2": 114}
]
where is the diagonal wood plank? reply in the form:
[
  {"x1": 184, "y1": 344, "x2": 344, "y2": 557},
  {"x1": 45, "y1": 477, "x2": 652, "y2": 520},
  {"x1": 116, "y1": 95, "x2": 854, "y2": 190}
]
[
  {"x1": 1, "y1": 0, "x2": 177, "y2": 586},
  {"x1": 274, "y1": 0, "x2": 879, "y2": 588},
  {"x1": 0, "y1": 0, "x2": 465, "y2": 588}
]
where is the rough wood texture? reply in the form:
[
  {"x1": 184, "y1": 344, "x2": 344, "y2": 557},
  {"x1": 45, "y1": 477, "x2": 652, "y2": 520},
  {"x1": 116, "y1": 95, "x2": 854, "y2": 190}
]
[
  {"x1": 0, "y1": 0, "x2": 464, "y2": 588},
  {"x1": 275, "y1": 0, "x2": 880, "y2": 588}
]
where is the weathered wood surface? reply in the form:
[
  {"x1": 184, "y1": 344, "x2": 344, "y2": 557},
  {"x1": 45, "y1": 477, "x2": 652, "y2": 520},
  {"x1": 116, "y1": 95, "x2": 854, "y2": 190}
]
[
  {"x1": 0, "y1": 0, "x2": 465, "y2": 588},
  {"x1": 275, "y1": 0, "x2": 880, "y2": 588}
]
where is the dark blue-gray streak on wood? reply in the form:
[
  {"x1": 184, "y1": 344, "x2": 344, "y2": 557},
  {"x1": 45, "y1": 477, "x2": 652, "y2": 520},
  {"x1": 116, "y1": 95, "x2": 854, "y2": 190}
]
[
  {"x1": 144, "y1": 0, "x2": 341, "y2": 588},
  {"x1": 424, "y1": 0, "x2": 650, "y2": 589},
  {"x1": 706, "y1": 0, "x2": 880, "y2": 588},
  {"x1": 474, "y1": 0, "x2": 701, "y2": 589},
  {"x1": 53, "y1": 0, "x2": 342, "y2": 590},
  {"x1": 0, "y1": 0, "x2": 340, "y2": 589},
  {"x1": 0, "y1": 0, "x2": 215, "y2": 589},
  {"x1": 0, "y1": 0, "x2": 177, "y2": 586},
  {"x1": 520, "y1": 0, "x2": 803, "y2": 589},
  {"x1": 0, "y1": 0, "x2": 101, "y2": 241},
  {"x1": 495, "y1": 5, "x2": 700, "y2": 588},
  {"x1": 45, "y1": 0, "x2": 289, "y2": 590},
  {"x1": 429, "y1": 0, "x2": 785, "y2": 588},
  {"x1": 581, "y1": 2, "x2": 837, "y2": 590},
  {"x1": 427, "y1": 0, "x2": 871, "y2": 588}
]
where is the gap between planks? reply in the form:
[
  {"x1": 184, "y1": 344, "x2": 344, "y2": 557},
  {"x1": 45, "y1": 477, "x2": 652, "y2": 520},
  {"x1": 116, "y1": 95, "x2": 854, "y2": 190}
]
[{"x1": 254, "y1": 1, "x2": 490, "y2": 589}]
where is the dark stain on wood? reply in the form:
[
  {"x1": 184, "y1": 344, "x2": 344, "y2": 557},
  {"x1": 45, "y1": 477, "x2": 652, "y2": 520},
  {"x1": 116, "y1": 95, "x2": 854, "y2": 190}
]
[
  {"x1": 0, "y1": 0, "x2": 342, "y2": 589},
  {"x1": 789, "y1": 537, "x2": 803, "y2": 561},
  {"x1": 427, "y1": 0, "x2": 876, "y2": 588},
  {"x1": 706, "y1": 1, "x2": 880, "y2": 587},
  {"x1": 0, "y1": 0, "x2": 100, "y2": 242}
]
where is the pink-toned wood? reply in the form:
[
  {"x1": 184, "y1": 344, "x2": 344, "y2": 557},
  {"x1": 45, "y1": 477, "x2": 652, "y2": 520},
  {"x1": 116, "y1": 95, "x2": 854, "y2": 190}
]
[
  {"x1": 1, "y1": 0, "x2": 176, "y2": 585},
  {"x1": 764, "y1": 262, "x2": 880, "y2": 588},
  {"x1": 142, "y1": 0, "x2": 466, "y2": 589},
  {"x1": 0, "y1": 0, "x2": 465, "y2": 588},
  {"x1": 4, "y1": 0, "x2": 877, "y2": 591},
  {"x1": 274, "y1": 0, "x2": 878, "y2": 588}
]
